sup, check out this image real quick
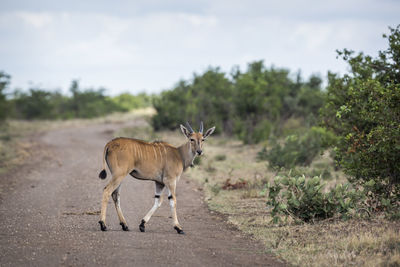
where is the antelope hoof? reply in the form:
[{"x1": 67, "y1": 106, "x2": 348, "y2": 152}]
[
  {"x1": 174, "y1": 226, "x2": 185, "y2": 235},
  {"x1": 139, "y1": 219, "x2": 145, "y2": 232},
  {"x1": 99, "y1": 221, "x2": 107, "y2": 231},
  {"x1": 120, "y1": 222, "x2": 129, "y2": 231}
]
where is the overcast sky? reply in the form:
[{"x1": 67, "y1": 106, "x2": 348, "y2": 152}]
[{"x1": 1, "y1": 0, "x2": 399, "y2": 95}]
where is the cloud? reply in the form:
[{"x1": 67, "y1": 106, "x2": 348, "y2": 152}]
[
  {"x1": 0, "y1": 0, "x2": 399, "y2": 94},
  {"x1": 15, "y1": 11, "x2": 53, "y2": 28}
]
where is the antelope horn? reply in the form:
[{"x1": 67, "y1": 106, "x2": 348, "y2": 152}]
[
  {"x1": 199, "y1": 121, "x2": 203, "y2": 134},
  {"x1": 185, "y1": 122, "x2": 194, "y2": 133}
]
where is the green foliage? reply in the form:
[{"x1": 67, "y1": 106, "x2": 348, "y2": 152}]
[
  {"x1": 4, "y1": 79, "x2": 150, "y2": 120},
  {"x1": 152, "y1": 68, "x2": 233, "y2": 132},
  {"x1": 267, "y1": 175, "x2": 363, "y2": 223},
  {"x1": 258, "y1": 127, "x2": 336, "y2": 169},
  {"x1": 362, "y1": 179, "x2": 400, "y2": 217},
  {"x1": 290, "y1": 163, "x2": 333, "y2": 180},
  {"x1": 11, "y1": 89, "x2": 59, "y2": 119},
  {"x1": 233, "y1": 63, "x2": 324, "y2": 143},
  {"x1": 9, "y1": 81, "x2": 122, "y2": 120},
  {"x1": 67, "y1": 80, "x2": 124, "y2": 119},
  {"x1": 111, "y1": 92, "x2": 153, "y2": 111},
  {"x1": 152, "y1": 62, "x2": 326, "y2": 145},
  {"x1": 233, "y1": 63, "x2": 290, "y2": 143},
  {"x1": 0, "y1": 71, "x2": 10, "y2": 122},
  {"x1": 321, "y1": 25, "x2": 400, "y2": 200}
]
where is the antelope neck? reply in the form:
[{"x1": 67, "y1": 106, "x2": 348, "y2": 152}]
[{"x1": 178, "y1": 141, "x2": 196, "y2": 170}]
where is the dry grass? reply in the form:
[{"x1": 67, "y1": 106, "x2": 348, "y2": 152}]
[
  {"x1": 5, "y1": 113, "x2": 397, "y2": 266},
  {"x1": 141, "y1": 128, "x2": 400, "y2": 267}
]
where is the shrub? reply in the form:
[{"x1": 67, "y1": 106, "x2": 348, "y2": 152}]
[
  {"x1": 267, "y1": 175, "x2": 364, "y2": 224},
  {"x1": 111, "y1": 92, "x2": 152, "y2": 111},
  {"x1": 8, "y1": 80, "x2": 126, "y2": 120},
  {"x1": 321, "y1": 25, "x2": 400, "y2": 202},
  {"x1": 152, "y1": 68, "x2": 234, "y2": 133},
  {"x1": 259, "y1": 127, "x2": 336, "y2": 168},
  {"x1": 152, "y1": 62, "x2": 326, "y2": 144},
  {"x1": 290, "y1": 164, "x2": 332, "y2": 180}
]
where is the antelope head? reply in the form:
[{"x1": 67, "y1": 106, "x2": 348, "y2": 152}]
[{"x1": 180, "y1": 121, "x2": 215, "y2": 156}]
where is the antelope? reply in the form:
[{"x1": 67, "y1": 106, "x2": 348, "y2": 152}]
[{"x1": 98, "y1": 122, "x2": 215, "y2": 234}]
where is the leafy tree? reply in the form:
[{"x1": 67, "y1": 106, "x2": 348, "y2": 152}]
[
  {"x1": 152, "y1": 68, "x2": 233, "y2": 132},
  {"x1": 152, "y1": 62, "x2": 326, "y2": 145},
  {"x1": 190, "y1": 68, "x2": 234, "y2": 134},
  {"x1": 322, "y1": 25, "x2": 400, "y2": 200},
  {"x1": 8, "y1": 80, "x2": 127, "y2": 120},
  {"x1": 12, "y1": 89, "x2": 57, "y2": 120},
  {"x1": 152, "y1": 80, "x2": 192, "y2": 130},
  {"x1": 233, "y1": 62, "x2": 290, "y2": 143},
  {"x1": 233, "y1": 62, "x2": 325, "y2": 143},
  {"x1": 68, "y1": 80, "x2": 124, "y2": 119}
]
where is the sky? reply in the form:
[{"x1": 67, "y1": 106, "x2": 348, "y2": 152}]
[{"x1": 0, "y1": 0, "x2": 399, "y2": 95}]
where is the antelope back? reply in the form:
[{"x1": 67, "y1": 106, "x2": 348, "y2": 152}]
[{"x1": 105, "y1": 138, "x2": 181, "y2": 178}]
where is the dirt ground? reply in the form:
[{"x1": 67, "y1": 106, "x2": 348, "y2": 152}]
[{"x1": 0, "y1": 119, "x2": 284, "y2": 266}]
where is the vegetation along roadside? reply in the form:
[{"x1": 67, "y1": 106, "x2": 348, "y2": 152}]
[
  {"x1": 146, "y1": 25, "x2": 400, "y2": 266},
  {"x1": 0, "y1": 25, "x2": 399, "y2": 267}
]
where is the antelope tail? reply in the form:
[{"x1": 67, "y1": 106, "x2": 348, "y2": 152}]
[{"x1": 99, "y1": 144, "x2": 109, "y2": 179}]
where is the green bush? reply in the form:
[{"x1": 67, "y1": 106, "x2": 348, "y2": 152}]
[
  {"x1": 11, "y1": 89, "x2": 59, "y2": 119},
  {"x1": 259, "y1": 127, "x2": 336, "y2": 168},
  {"x1": 111, "y1": 92, "x2": 153, "y2": 111},
  {"x1": 1, "y1": 74, "x2": 150, "y2": 121},
  {"x1": 267, "y1": 175, "x2": 364, "y2": 224},
  {"x1": 322, "y1": 25, "x2": 400, "y2": 201},
  {"x1": 152, "y1": 68, "x2": 233, "y2": 133},
  {"x1": 8, "y1": 80, "x2": 129, "y2": 120},
  {"x1": 152, "y1": 62, "x2": 326, "y2": 144},
  {"x1": 68, "y1": 80, "x2": 124, "y2": 119},
  {"x1": 290, "y1": 164, "x2": 332, "y2": 180}
]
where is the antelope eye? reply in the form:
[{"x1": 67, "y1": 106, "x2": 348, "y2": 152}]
[
  {"x1": 190, "y1": 139, "x2": 195, "y2": 142},
  {"x1": 202, "y1": 139, "x2": 205, "y2": 142}
]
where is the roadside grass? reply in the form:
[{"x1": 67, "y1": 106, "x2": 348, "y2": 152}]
[
  {"x1": 0, "y1": 121, "x2": 38, "y2": 174},
  {"x1": 189, "y1": 137, "x2": 400, "y2": 267},
  {"x1": 119, "y1": 124, "x2": 400, "y2": 267}
]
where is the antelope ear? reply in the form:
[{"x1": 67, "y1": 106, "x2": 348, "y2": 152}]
[
  {"x1": 180, "y1": 124, "x2": 191, "y2": 138},
  {"x1": 203, "y1": 126, "x2": 216, "y2": 139}
]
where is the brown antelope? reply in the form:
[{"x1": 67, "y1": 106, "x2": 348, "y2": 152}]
[{"x1": 98, "y1": 122, "x2": 215, "y2": 234}]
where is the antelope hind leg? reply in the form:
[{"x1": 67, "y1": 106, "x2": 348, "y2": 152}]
[
  {"x1": 99, "y1": 174, "x2": 125, "y2": 231},
  {"x1": 111, "y1": 185, "x2": 129, "y2": 231}
]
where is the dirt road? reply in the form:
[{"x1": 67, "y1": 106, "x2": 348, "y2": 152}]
[{"x1": 0, "y1": 120, "x2": 283, "y2": 266}]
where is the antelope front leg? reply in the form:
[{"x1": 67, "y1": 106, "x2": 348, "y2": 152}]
[
  {"x1": 166, "y1": 180, "x2": 184, "y2": 234},
  {"x1": 99, "y1": 175, "x2": 125, "y2": 231},
  {"x1": 139, "y1": 182, "x2": 165, "y2": 232}
]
